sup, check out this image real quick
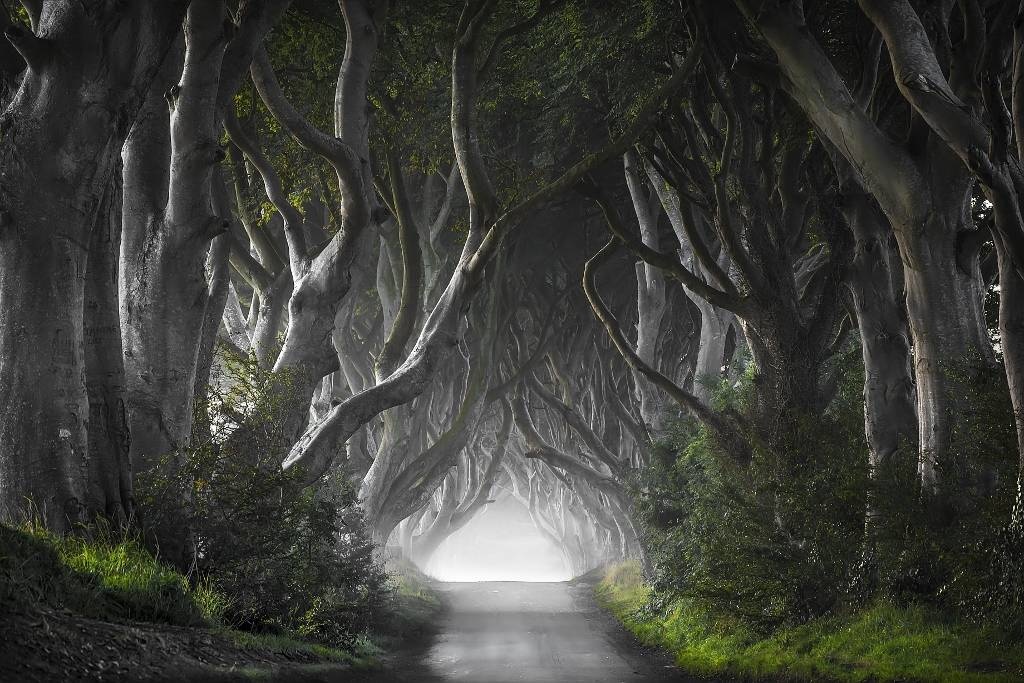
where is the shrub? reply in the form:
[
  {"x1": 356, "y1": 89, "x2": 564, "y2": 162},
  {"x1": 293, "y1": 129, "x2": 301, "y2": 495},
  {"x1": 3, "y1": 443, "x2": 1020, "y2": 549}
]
[
  {"x1": 947, "y1": 519, "x2": 1024, "y2": 634},
  {"x1": 879, "y1": 361, "x2": 1020, "y2": 614},
  {"x1": 634, "y1": 359, "x2": 870, "y2": 629},
  {"x1": 597, "y1": 561, "x2": 1024, "y2": 682},
  {"x1": 633, "y1": 349, "x2": 1022, "y2": 632},
  {"x1": 136, "y1": 346, "x2": 390, "y2": 647}
]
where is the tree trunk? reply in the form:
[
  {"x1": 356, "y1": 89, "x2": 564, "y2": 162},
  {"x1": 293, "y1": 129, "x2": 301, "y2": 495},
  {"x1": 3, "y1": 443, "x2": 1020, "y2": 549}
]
[
  {"x1": 837, "y1": 179, "x2": 918, "y2": 574},
  {"x1": 0, "y1": 200, "x2": 92, "y2": 528},
  {"x1": 647, "y1": 164, "x2": 734, "y2": 406},
  {"x1": 625, "y1": 150, "x2": 667, "y2": 433},
  {"x1": 409, "y1": 474, "x2": 459, "y2": 566},
  {"x1": 997, "y1": 239, "x2": 1024, "y2": 524},
  {"x1": 192, "y1": 233, "x2": 232, "y2": 442},
  {"x1": 898, "y1": 207, "x2": 995, "y2": 497},
  {"x1": 741, "y1": 313, "x2": 827, "y2": 418},
  {"x1": 0, "y1": 2, "x2": 187, "y2": 530},
  {"x1": 121, "y1": 4, "x2": 230, "y2": 474},
  {"x1": 691, "y1": 299, "x2": 731, "y2": 405},
  {"x1": 842, "y1": 190, "x2": 918, "y2": 471},
  {"x1": 84, "y1": 172, "x2": 134, "y2": 525}
]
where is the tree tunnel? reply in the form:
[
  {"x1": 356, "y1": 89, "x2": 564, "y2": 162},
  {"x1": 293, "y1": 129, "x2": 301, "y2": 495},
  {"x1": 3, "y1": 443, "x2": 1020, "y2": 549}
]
[{"x1": 419, "y1": 496, "x2": 571, "y2": 583}]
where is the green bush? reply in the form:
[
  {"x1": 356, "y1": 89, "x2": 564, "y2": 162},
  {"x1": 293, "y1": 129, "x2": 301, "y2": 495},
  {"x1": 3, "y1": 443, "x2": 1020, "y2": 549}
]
[
  {"x1": 874, "y1": 362, "x2": 1021, "y2": 617},
  {"x1": 375, "y1": 559, "x2": 445, "y2": 641},
  {"x1": 947, "y1": 519, "x2": 1024, "y2": 634},
  {"x1": 136, "y1": 346, "x2": 391, "y2": 647},
  {"x1": 635, "y1": 351, "x2": 1022, "y2": 631},
  {"x1": 635, "y1": 366, "x2": 869, "y2": 628}
]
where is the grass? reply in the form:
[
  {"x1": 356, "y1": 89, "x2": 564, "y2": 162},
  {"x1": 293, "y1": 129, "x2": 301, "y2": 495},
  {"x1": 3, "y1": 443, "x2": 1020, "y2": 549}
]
[
  {"x1": 595, "y1": 561, "x2": 1024, "y2": 682},
  {"x1": 209, "y1": 558, "x2": 444, "y2": 679},
  {"x1": 0, "y1": 521, "x2": 222, "y2": 626},
  {"x1": 1, "y1": 521, "x2": 443, "y2": 678},
  {"x1": 219, "y1": 628, "x2": 372, "y2": 664},
  {"x1": 0, "y1": 522, "x2": 372, "y2": 666},
  {"x1": 378, "y1": 558, "x2": 444, "y2": 642}
]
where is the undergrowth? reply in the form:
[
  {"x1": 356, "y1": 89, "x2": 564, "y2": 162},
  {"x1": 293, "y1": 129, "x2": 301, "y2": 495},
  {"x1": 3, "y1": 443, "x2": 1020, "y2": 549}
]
[
  {"x1": 596, "y1": 561, "x2": 1024, "y2": 683},
  {"x1": 0, "y1": 347, "x2": 444, "y2": 675},
  {"x1": 0, "y1": 521, "x2": 222, "y2": 627},
  {"x1": 378, "y1": 558, "x2": 444, "y2": 644},
  {"x1": 136, "y1": 347, "x2": 392, "y2": 648},
  {"x1": 0, "y1": 521, "x2": 437, "y2": 667}
]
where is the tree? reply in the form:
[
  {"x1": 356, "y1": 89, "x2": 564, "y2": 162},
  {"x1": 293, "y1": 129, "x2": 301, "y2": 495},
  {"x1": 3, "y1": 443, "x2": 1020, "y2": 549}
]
[
  {"x1": 0, "y1": 1, "x2": 188, "y2": 529},
  {"x1": 732, "y1": 0, "x2": 1002, "y2": 519},
  {"x1": 274, "y1": 0, "x2": 700, "y2": 499}
]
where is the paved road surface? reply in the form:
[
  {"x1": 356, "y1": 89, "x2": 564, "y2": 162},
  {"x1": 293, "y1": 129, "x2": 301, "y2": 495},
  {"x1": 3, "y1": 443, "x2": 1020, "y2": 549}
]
[
  {"x1": 192, "y1": 580, "x2": 701, "y2": 682},
  {"x1": 414, "y1": 580, "x2": 687, "y2": 682}
]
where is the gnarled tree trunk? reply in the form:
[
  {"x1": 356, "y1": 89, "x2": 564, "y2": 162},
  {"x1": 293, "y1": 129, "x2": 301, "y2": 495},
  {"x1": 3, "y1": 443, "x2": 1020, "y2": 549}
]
[{"x1": 0, "y1": 2, "x2": 187, "y2": 530}]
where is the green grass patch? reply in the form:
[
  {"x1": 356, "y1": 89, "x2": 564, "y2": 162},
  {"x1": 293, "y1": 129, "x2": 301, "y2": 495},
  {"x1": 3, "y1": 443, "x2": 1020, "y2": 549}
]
[
  {"x1": 218, "y1": 627, "x2": 377, "y2": 666},
  {"x1": 595, "y1": 561, "x2": 1024, "y2": 682},
  {"x1": 0, "y1": 521, "x2": 222, "y2": 626},
  {"x1": 0, "y1": 522, "x2": 440, "y2": 676}
]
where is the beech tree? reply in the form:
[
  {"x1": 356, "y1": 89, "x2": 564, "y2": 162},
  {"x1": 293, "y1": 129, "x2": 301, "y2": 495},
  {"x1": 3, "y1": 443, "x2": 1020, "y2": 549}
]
[
  {"x1": 731, "y1": 0, "x2": 1008, "y2": 518},
  {"x1": 4, "y1": 2, "x2": 1024, "y2": 666},
  {"x1": 0, "y1": 1, "x2": 189, "y2": 529},
  {"x1": 121, "y1": 3, "x2": 233, "y2": 476},
  {"x1": 267, "y1": 0, "x2": 701, "y2": 500}
]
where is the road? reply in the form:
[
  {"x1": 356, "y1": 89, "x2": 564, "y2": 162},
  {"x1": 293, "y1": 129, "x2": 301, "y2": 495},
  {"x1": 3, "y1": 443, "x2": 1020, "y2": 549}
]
[
  {"x1": 171, "y1": 580, "x2": 698, "y2": 682},
  {"x1": 410, "y1": 580, "x2": 687, "y2": 683}
]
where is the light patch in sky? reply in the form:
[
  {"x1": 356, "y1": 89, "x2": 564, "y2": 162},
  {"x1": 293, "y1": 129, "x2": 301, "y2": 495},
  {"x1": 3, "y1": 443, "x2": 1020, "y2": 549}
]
[{"x1": 424, "y1": 497, "x2": 572, "y2": 582}]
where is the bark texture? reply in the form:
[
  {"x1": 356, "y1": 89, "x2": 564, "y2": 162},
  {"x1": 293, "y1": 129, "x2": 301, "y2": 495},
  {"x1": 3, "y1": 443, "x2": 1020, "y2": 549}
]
[
  {"x1": 84, "y1": 172, "x2": 133, "y2": 524},
  {"x1": 0, "y1": 1, "x2": 188, "y2": 529},
  {"x1": 121, "y1": 3, "x2": 231, "y2": 474},
  {"x1": 734, "y1": 0, "x2": 997, "y2": 508}
]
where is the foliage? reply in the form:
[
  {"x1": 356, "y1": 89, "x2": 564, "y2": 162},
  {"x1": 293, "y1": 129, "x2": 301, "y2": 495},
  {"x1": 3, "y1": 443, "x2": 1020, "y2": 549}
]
[
  {"x1": 0, "y1": 521, "x2": 223, "y2": 627},
  {"x1": 945, "y1": 517, "x2": 1024, "y2": 635},
  {"x1": 597, "y1": 562, "x2": 1024, "y2": 682},
  {"x1": 373, "y1": 558, "x2": 446, "y2": 646},
  {"x1": 873, "y1": 360, "x2": 1020, "y2": 610},
  {"x1": 635, "y1": 367, "x2": 870, "y2": 629},
  {"x1": 248, "y1": 0, "x2": 683, "y2": 234},
  {"x1": 0, "y1": 521, "x2": 377, "y2": 674},
  {"x1": 137, "y1": 346, "x2": 391, "y2": 648},
  {"x1": 633, "y1": 345, "x2": 1022, "y2": 632}
]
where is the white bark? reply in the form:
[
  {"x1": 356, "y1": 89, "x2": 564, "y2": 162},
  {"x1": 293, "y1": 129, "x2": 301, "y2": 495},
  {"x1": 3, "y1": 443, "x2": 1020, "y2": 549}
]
[{"x1": 625, "y1": 150, "x2": 668, "y2": 432}]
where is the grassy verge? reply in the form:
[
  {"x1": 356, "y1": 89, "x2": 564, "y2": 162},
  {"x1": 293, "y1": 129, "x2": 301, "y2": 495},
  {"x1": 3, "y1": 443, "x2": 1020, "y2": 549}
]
[
  {"x1": 595, "y1": 562, "x2": 1024, "y2": 683},
  {"x1": 0, "y1": 522, "x2": 222, "y2": 625},
  {"x1": 378, "y1": 558, "x2": 444, "y2": 645},
  {"x1": 0, "y1": 522, "x2": 446, "y2": 680},
  {"x1": 0, "y1": 522, "x2": 363, "y2": 666}
]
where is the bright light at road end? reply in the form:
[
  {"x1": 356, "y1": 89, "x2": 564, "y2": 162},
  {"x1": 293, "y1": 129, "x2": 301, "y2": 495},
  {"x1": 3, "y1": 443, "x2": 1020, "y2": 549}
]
[{"x1": 424, "y1": 497, "x2": 572, "y2": 582}]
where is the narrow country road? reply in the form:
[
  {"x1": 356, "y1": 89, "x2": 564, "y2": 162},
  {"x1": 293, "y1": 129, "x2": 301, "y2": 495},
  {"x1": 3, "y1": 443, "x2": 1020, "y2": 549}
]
[
  {"x1": 403, "y1": 580, "x2": 690, "y2": 683},
  {"x1": 255, "y1": 579, "x2": 707, "y2": 682}
]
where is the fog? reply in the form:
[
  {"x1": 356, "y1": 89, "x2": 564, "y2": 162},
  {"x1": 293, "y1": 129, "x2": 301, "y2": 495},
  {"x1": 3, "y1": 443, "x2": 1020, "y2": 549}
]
[{"x1": 423, "y1": 497, "x2": 573, "y2": 582}]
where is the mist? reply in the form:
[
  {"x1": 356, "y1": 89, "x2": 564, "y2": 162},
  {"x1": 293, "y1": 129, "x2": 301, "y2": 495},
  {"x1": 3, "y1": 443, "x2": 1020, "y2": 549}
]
[{"x1": 422, "y1": 497, "x2": 572, "y2": 583}]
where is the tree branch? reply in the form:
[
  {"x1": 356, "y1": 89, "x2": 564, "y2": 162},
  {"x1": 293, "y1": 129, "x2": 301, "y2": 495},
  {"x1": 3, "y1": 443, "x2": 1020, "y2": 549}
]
[
  {"x1": 584, "y1": 238, "x2": 749, "y2": 462},
  {"x1": 224, "y1": 110, "x2": 307, "y2": 272},
  {"x1": 733, "y1": 0, "x2": 922, "y2": 223},
  {"x1": 375, "y1": 149, "x2": 425, "y2": 379},
  {"x1": 584, "y1": 182, "x2": 742, "y2": 312},
  {"x1": 512, "y1": 392, "x2": 621, "y2": 496},
  {"x1": 250, "y1": 44, "x2": 369, "y2": 234}
]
